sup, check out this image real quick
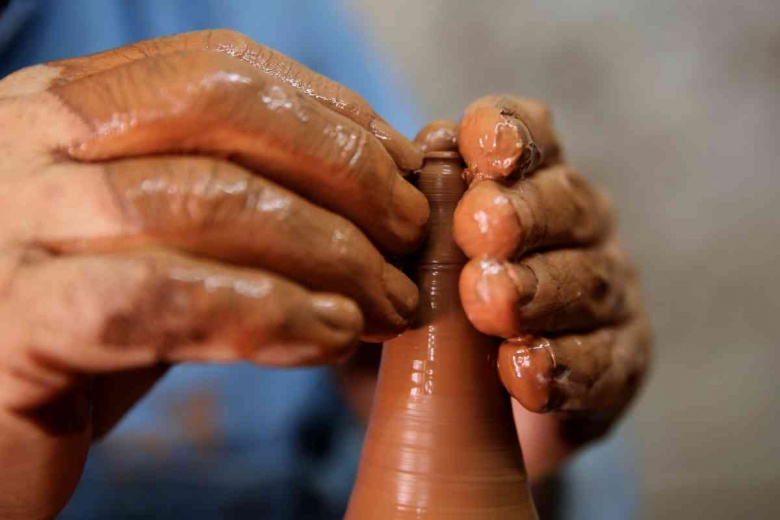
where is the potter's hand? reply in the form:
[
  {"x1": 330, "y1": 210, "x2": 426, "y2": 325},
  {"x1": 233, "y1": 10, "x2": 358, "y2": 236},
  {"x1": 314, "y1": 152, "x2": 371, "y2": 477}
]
[
  {"x1": 452, "y1": 96, "x2": 652, "y2": 479},
  {"x1": 0, "y1": 30, "x2": 427, "y2": 518}
]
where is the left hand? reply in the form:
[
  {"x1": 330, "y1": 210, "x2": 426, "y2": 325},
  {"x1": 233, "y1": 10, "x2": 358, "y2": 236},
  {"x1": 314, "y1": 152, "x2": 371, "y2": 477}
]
[
  {"x1": 0, "y1": 30, "x2": 427, "y2": 518},
  {"x1": 453, "y1": 95, "x2": 652, "y2": 480}
]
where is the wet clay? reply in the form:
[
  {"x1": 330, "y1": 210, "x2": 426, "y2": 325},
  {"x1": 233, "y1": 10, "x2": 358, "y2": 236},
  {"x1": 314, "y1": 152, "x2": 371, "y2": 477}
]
[
  {"x1": 346, "y1": 142, "x2": 537, "y2": 518},
  {"x1": 452, "y1": 165, "x2": 612, "y2": 261},
  {"x1": 497, "y1": 317, "x2": 652, "y2": 414},
  {"x1": 50, "y1": 51, "x2": 428, "y2": 258},
  {"x1": 48, "y1": 29, "x2": 423, "y2": 172},
  {"x1": 458, "y1": 96, "x2": 561, "y2": 183},
  {"x1": 26, "y1": 48, "x2": 430, "y2": 339}
]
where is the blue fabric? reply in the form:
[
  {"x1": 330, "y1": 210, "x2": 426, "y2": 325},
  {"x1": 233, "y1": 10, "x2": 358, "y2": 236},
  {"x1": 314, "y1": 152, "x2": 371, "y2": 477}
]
[{"x1": 0, "y1": 2, "x2": 637, "y2": 519}]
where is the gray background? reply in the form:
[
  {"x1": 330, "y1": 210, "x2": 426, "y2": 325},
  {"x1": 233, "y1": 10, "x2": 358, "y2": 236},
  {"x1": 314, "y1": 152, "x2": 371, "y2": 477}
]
[{"x1": 349, "y1": 1, "x2": 780, "y2": 518}]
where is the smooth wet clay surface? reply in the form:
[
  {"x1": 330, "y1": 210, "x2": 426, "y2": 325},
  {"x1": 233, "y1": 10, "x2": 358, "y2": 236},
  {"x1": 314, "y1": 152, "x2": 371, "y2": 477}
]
[{"x1": 346, "y1": 128, "x2": 537, "y2": 519}]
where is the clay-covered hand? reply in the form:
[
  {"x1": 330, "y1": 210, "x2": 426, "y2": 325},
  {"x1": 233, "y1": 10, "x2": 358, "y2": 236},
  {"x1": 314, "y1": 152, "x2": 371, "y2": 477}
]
[
  {"x1": 0, "y1": 30, "x2": 427, "y2": 518},
  {"x1": 452, "y1": 96, "x2": 652, "y2": 479}
]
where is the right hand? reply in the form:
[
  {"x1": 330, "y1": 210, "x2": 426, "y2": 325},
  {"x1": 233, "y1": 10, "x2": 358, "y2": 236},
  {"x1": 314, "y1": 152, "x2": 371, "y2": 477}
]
[{"x1": 0, "y1": 29, "x2": 427, "y2": 519}]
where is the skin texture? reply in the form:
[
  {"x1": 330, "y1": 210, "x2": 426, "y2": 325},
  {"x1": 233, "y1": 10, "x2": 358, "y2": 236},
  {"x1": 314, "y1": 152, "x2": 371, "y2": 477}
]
[
  {"x1": 451, "y1": 97, "x2": 652, "y2": 478},
  {"x1": 0, "y1": 30, "x2": 427, "y2": 519},
  {"x1": 49, "y1": 30, "x2": 424, "y2": 172},
  {"x1": 342, "y1": 115, "x2": 651, "y2": 489}
]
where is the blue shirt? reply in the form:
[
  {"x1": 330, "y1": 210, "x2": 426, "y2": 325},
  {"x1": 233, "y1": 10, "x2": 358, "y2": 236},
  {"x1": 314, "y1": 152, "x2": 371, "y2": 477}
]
[{"x1": 1, "y1": 2, "x2": 637, "y2": 518}]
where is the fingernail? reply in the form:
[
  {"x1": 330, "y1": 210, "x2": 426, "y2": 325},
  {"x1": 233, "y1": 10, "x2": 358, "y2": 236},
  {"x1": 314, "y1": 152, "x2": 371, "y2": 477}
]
[
  {"x1": 498, "y1": 338, "x2": 556, "y2": 412},
  {"x1": 383, "y1": 263, "x2": 419, "y2": 325},
  {"x1": 310, "y1": 295, "x2": 363, "y2": 335}
]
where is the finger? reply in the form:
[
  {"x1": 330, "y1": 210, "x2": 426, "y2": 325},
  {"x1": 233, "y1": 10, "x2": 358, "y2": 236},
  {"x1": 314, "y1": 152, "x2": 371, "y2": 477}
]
[
  {"x1": 497, "y1": 315, "x2": 652, "y2": 414},
  {"x1": 453, "y1": 166, "x2": 612, "y2": 259},
  {"x1": 17, "y1": 157, "x2": 417, "y2": 338},
  {"x1": 459, "y1": 243, "x2": 637, "y2": 338},
  {"x1": 414, "y1": 119, "x2": 458, "y2": 153},
  {"x1": 47, "y1": 29, "x2": 422, "y2": 171},
  {"x1": 49, "y1": 50, "x2": 428, "y2": 256},
  {"x1": 0, "y1": 64, "x2": 62, "y2": 99},
  {"x1": 0, "y1": 248, "x2": 363, "y2": 412},
  {"x1": 458, "y1": 95, "x2": 562, "y2": 183}
]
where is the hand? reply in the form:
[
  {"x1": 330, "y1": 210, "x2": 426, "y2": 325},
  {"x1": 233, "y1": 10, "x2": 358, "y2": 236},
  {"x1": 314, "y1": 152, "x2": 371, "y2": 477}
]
[
  {"x1": 0, "y1": 30, "x2": 427, "y2": 518},
  {"x1": 453, "y1": 96, "x2": 652, "y2": 480}
]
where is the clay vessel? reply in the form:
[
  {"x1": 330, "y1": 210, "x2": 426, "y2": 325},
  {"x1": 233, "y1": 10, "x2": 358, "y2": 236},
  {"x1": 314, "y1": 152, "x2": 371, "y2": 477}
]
[{"x1": 345, "y1": 150, "x2": 538, "y2": 519}]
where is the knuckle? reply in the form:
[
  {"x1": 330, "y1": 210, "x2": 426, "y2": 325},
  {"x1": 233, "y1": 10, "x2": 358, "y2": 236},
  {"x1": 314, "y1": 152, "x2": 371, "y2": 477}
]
[
  {"x1": 132, "y1": 37, "x2": 168, "y2": 58},
  {"x1": 196, "y1": 51, "x2": 251, "y2": 88},
  {"x1": 327, "y1": 223, "x2": 373, "y2": 277},
  {"x1": 201, "y1": 29, "x2": 278, "y2": 89},
  {"x1": 101, "y1": 161, "x2": 160, "y2": 230},
  {"x1": 105, "y1": 157, "x2": 256, "y2": 234},
  {"x1": 256, "y1": 297, "x2": 302, "y2": 345},
  {"x1": 338, "y1": 126, "x2": 370, "y2": 171},
  {"x1": 242, "y1": 178, "x2": 297, "y2": 227},
  {"x1": 559, "y1": 168, "x2": 597, "y2": 233},
  {"x1": 97, "y1": 254, "x2": 203, "y2": 352},
  {"x1": 255, "y1": 80, "x2": 305, "y2": 118},
  {"x1": 562, "y1": 168, "x2": 610, "y2": 221},
  {"x1": 560, "y1": 167, "x2": 591, "y2": 195},
  {"x1": 528, "y1": 98, "x2": 553, "y2": 123},
  {"x1": 97, "y1": 255, "x2": 166, "y2": 346},
  {"x1": 205, "y1": 28, "x2": 252, "y2": 49},
  {"x1": 331, "y1": 81, "x2": 367, "y2": 119},
  {"x1": 157, "y1": 51, "x2": 256, "y2": 109},
  {"x1": 179, "y1": 158, "x2": 251, "y2": 230}
]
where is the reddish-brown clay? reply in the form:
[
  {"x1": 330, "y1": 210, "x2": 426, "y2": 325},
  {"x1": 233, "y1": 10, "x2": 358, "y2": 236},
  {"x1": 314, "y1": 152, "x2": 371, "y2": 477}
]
[
  {"x1": 497, "y1": 318, "x2": 652, "y2": 415},
  {"x1": 49, "y1": 29, "x2": 424, "y2": 172},
  {"x1": 346, "y1": 147, "x2": 537, "y2": 518},
  {"x1": 458, "y1": 95, "x2": 561, "y2": 183}
]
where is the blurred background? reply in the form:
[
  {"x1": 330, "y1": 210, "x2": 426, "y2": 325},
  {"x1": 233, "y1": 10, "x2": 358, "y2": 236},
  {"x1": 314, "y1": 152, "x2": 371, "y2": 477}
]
[{"x1": 344, "y1": 0, "x2": 779, "y2": 517}]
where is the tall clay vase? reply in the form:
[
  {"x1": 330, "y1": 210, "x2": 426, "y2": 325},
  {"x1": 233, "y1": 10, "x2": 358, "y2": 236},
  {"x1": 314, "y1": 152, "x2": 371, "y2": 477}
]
[{"x1": 345, "y1": 151, "x2": 538, "y2": 519}]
